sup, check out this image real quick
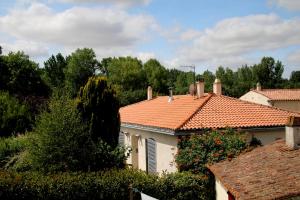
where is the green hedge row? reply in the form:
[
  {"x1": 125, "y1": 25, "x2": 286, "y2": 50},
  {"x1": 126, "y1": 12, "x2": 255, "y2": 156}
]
[{"x1": 0, "y1": 169, "x2": 214, "y2": 200}]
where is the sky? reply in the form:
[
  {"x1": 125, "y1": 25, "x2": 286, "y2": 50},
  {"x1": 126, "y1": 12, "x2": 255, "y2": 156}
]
[{"x1": 0, "y1": 0, "x2": 300, "y2": 77}]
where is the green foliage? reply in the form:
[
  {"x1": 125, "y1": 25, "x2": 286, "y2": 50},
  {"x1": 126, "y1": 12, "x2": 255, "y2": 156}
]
[
  {"x1": 0, "y1": 92, "x2": 31, "y2": 136},
  {"x1": 290, "y1": 71, "x2": 300, "y2": 88},
  {"x1": 64, "y1": 48, "x2": 101, "y2": 96},
  {"x1": 252, "y1": 57, "x2": 284, "y2": 88},
  {"x1": 3, "y1": 51, "x2": 50, "y2": 98},
  {"x1": 144, "y1": 59, "x2": 168, "y2": 94},
  {"x1": 28, "y1": 95, "x2": 127, "y2": 172},
  {"x1": 0, "y1": 135, "x2": 27, "y2": 167},
  {"x1": 77, "y1": 76, "x2": 120, "y2": 148},
  {"x1": 105, "y1": 57, "x2": 147, "y2": 106},
  {"x1": 176, "y1": 129, "x2": 248, "y2": 174},
  {"x1": 0, "y1": 169, "x2": 214, "y2": 200},
  {"x1": 43, "y1": 53, "x2": 67, "y2": 89}
]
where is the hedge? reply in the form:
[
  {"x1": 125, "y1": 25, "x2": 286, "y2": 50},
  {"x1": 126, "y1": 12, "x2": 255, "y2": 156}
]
[{"x1": 0, "y1": 169, "x2": 214, "y2": 200}]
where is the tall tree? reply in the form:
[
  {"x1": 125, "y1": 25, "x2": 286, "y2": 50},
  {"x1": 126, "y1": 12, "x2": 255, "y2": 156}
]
[
  {"x1": 77, "y1": 76, "x2": 120, "y2": 148},
  {"x1": 4, "y1": 51, "x2": 49, "y2": 98},
  {"x1": 290, "y1": 71, "x2": 300, "y2": 88},
  {"x1": 252, "y1": 57, "x2": 284, "y2": 88},
  {"x1": 105, "y1": 57, "x2": 147, "y2": 106},
  {"x1": 64, "y1": 48, "x2": 101, "y2": 96},
  {"x1": 43, "y1": 53, "x2": 67, "y2": 89},
  {"x1": 144, "y1": 59, "x2": 168, "y2": 94},
  {"x1": 199, "y1": 70, "x2": 215, "y2": 93}
]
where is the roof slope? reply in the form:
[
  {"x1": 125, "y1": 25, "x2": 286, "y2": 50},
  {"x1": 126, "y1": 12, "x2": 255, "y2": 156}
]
[
  {"x1": 208, "y1": 140, "x2": 300, "y2": 200},
  {"x1": 120, "y1": 94, "x2": 300, "y2": 131},
  {"x1": 181, "y1": 95, "x2": 299, "y2": 130},
  {"x1": 253, "y1": 89, "x2": 300, "y2": 101},
  {"x1": 120, "y1": 94, "x2": 212, "y2": 130}
]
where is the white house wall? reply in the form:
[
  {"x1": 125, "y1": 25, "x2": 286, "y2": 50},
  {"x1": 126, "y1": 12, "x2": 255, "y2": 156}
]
[
  {"x1": 121, "y1": 126, "x2": 286, "y2": 174},
  {"x1": 240, "y1": 91, "x2": 271, "y2": 106},
  {"x1": 215, "y1": 178, "x2": 228, "y2": 200},
  {"x1": 248, "y1": 129, "x2": 284, "y2": 145},
  {"x1": 121, "y1": 127, "x2": 178, "y2": 174}
]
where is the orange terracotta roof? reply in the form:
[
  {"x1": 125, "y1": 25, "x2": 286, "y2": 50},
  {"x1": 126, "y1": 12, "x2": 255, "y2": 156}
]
[
  {"x1": 120, "y1": 94, "x2": 212, "y2": 130},
  {"x1": 253, "y1": 89, "x2": 300, "y2": 100},
  {"x1": 120, "y1": 94, "x2": 300, "y2": 131},
  {"x1": 181, "y1": 95, "x2": 300, "y2": 130},
  {"x1": 208, "y1": 140, "x2": 300, "y2": 200}
]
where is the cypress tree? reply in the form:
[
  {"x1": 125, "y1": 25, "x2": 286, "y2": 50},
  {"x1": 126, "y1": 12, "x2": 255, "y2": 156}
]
[{"x1": 77, "y1": 76, "x2": 120, "y2": 148}]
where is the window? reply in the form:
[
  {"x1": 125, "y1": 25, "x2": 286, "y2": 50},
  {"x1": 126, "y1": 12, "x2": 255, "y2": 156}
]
[
  {"x1": 118, "y1": 131, "x2": 125, "y2": 146},
  {"x1": 146, "y1": 138, "x2": 156, "y2": 174}
]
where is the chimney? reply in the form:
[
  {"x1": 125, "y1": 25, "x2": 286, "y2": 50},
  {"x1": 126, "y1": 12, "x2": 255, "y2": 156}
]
[
  {"x1": 147, "y1": 86, "x2": 152, "y2": 100},
  {"x1": 196, "y1": 81, "x2": 204, "y2": 98},
  {"x1": 168, "y1": 87, "x2": 174, "y2": 102},
  {"x1": 213, "y1": 78, "x2": 222, "y2": 95},
  {"x1": 256, "y1": 82, "x2": 262, "y2": 91},
  {"x1": 285, "y1": 116, "x2": 300, "y2": 150}
]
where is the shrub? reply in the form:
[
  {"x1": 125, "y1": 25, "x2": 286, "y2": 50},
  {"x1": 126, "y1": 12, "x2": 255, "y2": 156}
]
[
  {"x1": 27, "y1": 95, "x2": 128, "y2": 172},
  {"x1": 0, "y1": 92, "x2": 31, "y2": 136},
  {"x1": 0, "y1": 135, "x2": 27, "y2": 167},
  {"x1": 0, "y1": 169, "x2": 214, "y2": 200},
  {"x1": 176, "y1": 128, "x2": 248, "y2": 174}
]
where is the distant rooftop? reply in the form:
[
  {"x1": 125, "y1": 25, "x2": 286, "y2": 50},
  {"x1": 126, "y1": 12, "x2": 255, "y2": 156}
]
[
  {"x1": 120, "y1": 93, "x2": 300, "y2": 131},
  {"x1": 208, "y1": 140, "x2": 300, "y2": 200},
  {"x1": 252, "y1": 89, "x2": 300, "y2": 101}
]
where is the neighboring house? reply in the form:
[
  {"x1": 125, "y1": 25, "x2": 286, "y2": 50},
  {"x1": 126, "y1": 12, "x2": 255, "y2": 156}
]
[
  {"x1": 119, "y1": 80, "x2": 300, "y2": 174},
  {"x1": 240, "y1": 83, "x2": 300, "y2": 112},
  {"x1": 208, "y1": 116, "x2": 300, "y2": 200}
]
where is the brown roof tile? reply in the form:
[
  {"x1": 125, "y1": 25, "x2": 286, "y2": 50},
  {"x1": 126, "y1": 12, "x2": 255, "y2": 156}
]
[
  {"x1": 253, "y1": 89, "x2": 300, "y2": 101},
  {"x1": 120, "y1": 94, "x2": 300, "y2": 131},
  {"x1": 208, "y1": 140, "x2": 300, "y2": 200}
]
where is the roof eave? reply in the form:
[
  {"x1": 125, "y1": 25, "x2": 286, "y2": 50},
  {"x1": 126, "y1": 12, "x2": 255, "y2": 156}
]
[{"x1": 121, "y1": 122, "x2": 176, "y2": 135}]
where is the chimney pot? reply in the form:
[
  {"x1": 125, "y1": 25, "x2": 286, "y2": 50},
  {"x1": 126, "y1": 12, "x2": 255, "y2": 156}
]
[
  {"x1": 196, "y1": 81, "x2": 204, "y2": 98},
  {"x1": 213, "y1": 78, "x2": 222, "y2": 95},
  {"x1": 256, "y1": 82, "x2": 262, "y2": 91},
  {"x1": 168, "y1": 87, "x2": 174, "y2": 102},
  {"x1": 285, "y1": 116, "x2": 300, "y2": 150},
  {"x1": 147, "y1": 86, "x2": 152, "y2": 100}
]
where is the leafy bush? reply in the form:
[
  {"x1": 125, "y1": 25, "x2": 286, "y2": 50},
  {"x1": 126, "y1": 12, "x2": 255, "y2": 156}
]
[
  {"x1": 0, "y1": 169, "x2": 214, "y2": 200},
  {"x1": 27, "y1": 95, "x2": 128, "y2": 172},
  {"x1": 176, "y1": 128, "x2": 248, "y2": 174},
  {"x1": 0, "y1": 92, "x2": 31, "y2": 136},
  {"x1": 0, "y1": 135, "x2": 27, "y2": 167}
]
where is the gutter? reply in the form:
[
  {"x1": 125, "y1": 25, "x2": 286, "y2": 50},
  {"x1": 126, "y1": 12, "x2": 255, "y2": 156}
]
[{"x1": 121, "y1": 123, "x2": 285, "y2": 136}]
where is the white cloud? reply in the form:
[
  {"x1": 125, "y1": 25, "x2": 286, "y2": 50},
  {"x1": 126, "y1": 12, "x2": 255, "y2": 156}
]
[
  {"x1": 269, "y1": 0, "x2": 300, "y2": 11},
  {"x1": 54, "y1": 0, "x2": 151, "y2": 6},
  {"x1": 287, "y1": 49, "x2": 300, "y2": 65},
  {"x1": 136, "y1": 52, "x2": 156, "y2": 63},
  {"x1": 0, "y1": 3, "x2": 157, "y2": 58},
  {"x1": 1, "y1": 40, "x2": 49, "y2": 57},
  {"x1": 175, "y1": 14, "x2": 300, "y2": 67}
]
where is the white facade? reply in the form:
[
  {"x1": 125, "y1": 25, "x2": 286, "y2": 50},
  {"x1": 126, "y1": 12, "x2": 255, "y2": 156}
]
[
  {"x1": 240, "y1": 91, "x2": 271, "y2": 106},
  {"x1": 121, "y1": 126, "x2": 178, "y2": 174},
  {"x1": 120, "y1": 125, "x2": 286, "y2": 174},
  {"x1": 240, "y1": 91, "x2": 300, "y2": 112},
  {"x1": 215, "y1": 178, "x2": 228, "y2": 200}
]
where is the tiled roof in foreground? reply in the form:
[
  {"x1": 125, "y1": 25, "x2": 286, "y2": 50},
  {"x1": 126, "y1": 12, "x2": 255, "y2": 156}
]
[
  {"x1": 208, "y1": 140, "x2": 300, "y2": 200},
  {"x1": 120, "y1": 94, "x2": 212, "y2": 130},
  {"x1": 120, "y1": 93, "x2": 300, "y2": 131},
  {"x1": 253, "y1": 89, "x2": 300, "y2": 101}
]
